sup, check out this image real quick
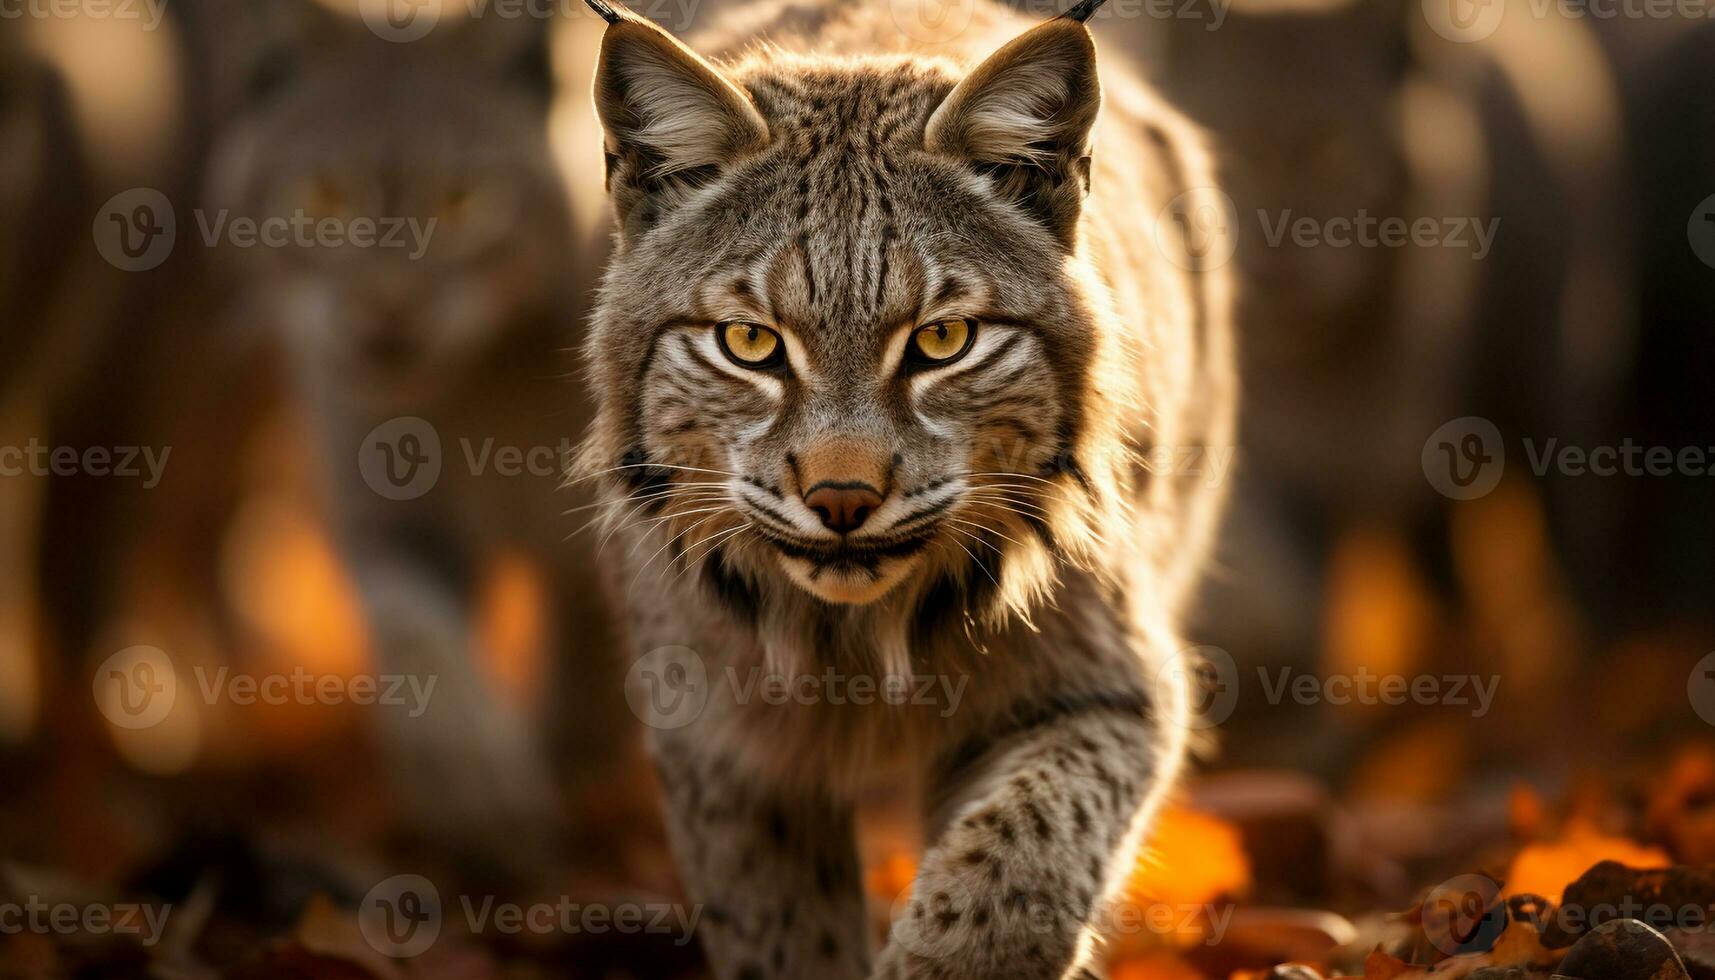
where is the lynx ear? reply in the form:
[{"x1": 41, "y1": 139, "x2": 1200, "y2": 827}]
[
  {"x1": 588, "y1": 1, "x2": 768, "y2": 224},
  {"x1": 925, "y1": 4, "x2": 1106, "y2": 247}
]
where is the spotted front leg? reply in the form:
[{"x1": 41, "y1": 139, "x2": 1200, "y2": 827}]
[
  {"x1": 653, "y1": 743, "x2": 872, "y2": 980},
  {"x1": 872, "y1": 704, "x2": 1172, "y2": 980}
]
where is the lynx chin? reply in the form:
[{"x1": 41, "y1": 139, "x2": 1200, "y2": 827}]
[{"x1": 574, "y1": 0, "x2": 1236, "y2": 976}]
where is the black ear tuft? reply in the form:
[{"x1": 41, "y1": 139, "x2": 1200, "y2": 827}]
[
  {"x1": 584, "y1": 0, "x2": 624, "y2": 24},
  {"x1": 1063, "y1": 0, "x2": 1111, "y2": 22}
]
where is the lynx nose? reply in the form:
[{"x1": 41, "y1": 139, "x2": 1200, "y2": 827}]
[{"x1": 804, "y1": 483, "x2": 884, "y2": 534}]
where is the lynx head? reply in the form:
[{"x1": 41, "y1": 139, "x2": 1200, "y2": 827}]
[
  {"x1": 582, "y1": 1, "x2": 1126, "y2": 635},
  {"x1": 206, "y1": 4, "x2": 569, "y2": 393},
  {"x1": 1161, "y1": 3, "x2": 1411, "y2": 353}
]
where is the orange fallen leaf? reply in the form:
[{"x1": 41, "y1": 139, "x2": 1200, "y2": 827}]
[
  {"x1": 1505, "y1": 820, "x2": 1669, "y2": 901},
  {"x1": 1128, "y1": 805, "x2": 1252, "y2": 911},
  {"x1": 1362, "y1": 947, "x2": 1413, "y2": 979},
  {"x1": 1108, "y1": 951, "x2": 1205, "y2": 980},
  {"x1": 1485, "y1": 904, "x2": 1560, "y2": 970}
]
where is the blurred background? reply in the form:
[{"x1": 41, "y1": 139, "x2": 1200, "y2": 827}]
[{"x1": 1, "y1": 0, "x2": 1712, "y2": 976}]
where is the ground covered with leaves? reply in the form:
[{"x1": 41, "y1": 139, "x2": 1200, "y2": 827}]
[{"x1": 9, "y1": 738, "x2": 1715, "y2": 978}]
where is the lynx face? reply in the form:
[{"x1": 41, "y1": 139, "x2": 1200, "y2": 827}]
[
  {"x1": 586, "y1": 10, "x2": 1112, "y2": 609},
  {"x1": 1160, "y1": 6, "x2": 1410, "y2": 358},
  {"x1": 207, "y1": 22, "x2": 568, "y2": 392}
]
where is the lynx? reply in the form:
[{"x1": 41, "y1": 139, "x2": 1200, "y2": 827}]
[
  {"x1": 1141, "y1": 0, "x2": 1634, "y2": 695},
  {"x1": 577, "y1": 0, "x2": 1235, "y2": 976},
  {"x1": 202, "y1": 1, "x2": 629, "y2": 873}
]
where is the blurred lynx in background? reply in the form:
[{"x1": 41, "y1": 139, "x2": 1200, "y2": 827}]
[{"x1": 185, "y1": 0, "x2": 631, "y2": 875}]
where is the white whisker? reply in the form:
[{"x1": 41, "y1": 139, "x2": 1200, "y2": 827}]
[
  {"x1": 943, "y1": 527, "x2": 1004, "y2": 591},
  {"x1": 946, "y1": 517, "x2": 1029, "y2": 551},
  {"x1": 566, "y1": 462, "x2": 742, "y2": 487},
  {"x1": 671, "y1": 524, "x2": 753, "y2": 584},
  {"x1": 630, "y1": 511, "x2": 729, "y2": 591}
]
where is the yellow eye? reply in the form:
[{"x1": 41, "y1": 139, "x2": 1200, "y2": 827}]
[
  {"x1": 908, "y1": 317, "x2": 976, "y2": 365},
  {"x1": 718, "y1": 321, "x2": 785, "y2": 369}
]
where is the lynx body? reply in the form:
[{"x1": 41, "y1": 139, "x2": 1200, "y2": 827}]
[{"x1": 579, "y1": 0, "x2": 1235, "y2": 975}]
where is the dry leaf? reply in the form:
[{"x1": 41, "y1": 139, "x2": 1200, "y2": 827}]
[{"x1": 1505, "y1": 822, "x2": 1669, "y2": 902}]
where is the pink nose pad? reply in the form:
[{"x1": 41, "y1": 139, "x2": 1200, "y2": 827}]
[{"x1": 804, "y1": 484, "x2": 884, "y2": 534}]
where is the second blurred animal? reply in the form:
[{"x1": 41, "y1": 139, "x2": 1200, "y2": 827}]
[{"x1": 200, "y1": 0, "x2": 629, "y2": 875}]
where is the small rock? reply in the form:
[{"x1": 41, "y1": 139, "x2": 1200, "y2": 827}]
[
  {"x1": 1552, "y1": 918, "x2": 1690, "y2": 980},
  {"x1": 1544, "y1": 862, "x2": 1715, "y2": 949},
  {"x1": 1661, "y1": 926, "x2": 1715, "y2": 980}
]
